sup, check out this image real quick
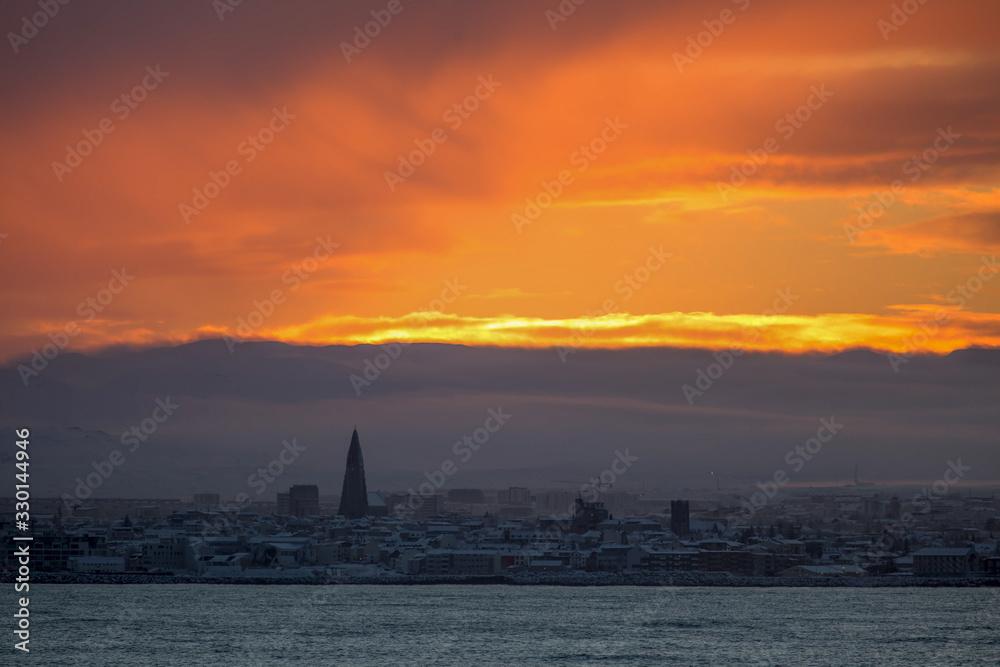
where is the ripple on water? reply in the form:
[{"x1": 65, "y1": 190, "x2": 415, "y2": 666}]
[{"x1": 9, "y1": 585, "x2": 1000, "y2": 667}]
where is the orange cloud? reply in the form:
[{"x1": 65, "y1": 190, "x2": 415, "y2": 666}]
[
  {"x1": 185, "y1": 308, "x2": 1000, "y2": 356},
  {"x1": 859, "y1": 211, "x2": 1000, "y2": 255},
  {"x1": 2, "y1": 1, "x2": 1000, "y2": 361}
]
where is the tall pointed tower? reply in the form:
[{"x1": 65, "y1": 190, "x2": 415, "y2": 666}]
[{"x1": 338, "y1": 428, "x2": 369, "y2": 519}]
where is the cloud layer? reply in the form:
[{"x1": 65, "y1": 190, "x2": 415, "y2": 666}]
[
  {"x1": 1, "y1": 1, "x2": 1000, "y2": 359},
  {"x1": 2, "y1": 341, "x2": 998, "y2": 498}
]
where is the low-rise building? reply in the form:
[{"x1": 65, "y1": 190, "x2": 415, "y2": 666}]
[
  {"x1": 913, "y1": 547, "x2": 976, "y2": 577},
  {"x1": 779, "y1": 565, "x2": 865, "y2": 578},
  {"x1": 68, "y1": 556, "x2": 126, "y2": 573}
]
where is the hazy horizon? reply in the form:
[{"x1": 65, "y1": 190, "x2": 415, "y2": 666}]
[{"x1": 4, "y1": 339, "x2": 997, "y2": 500}]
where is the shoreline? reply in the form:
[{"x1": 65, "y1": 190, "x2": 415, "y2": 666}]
[{"x1": 6, "y1": 571, "x2": 1000, "y2": 588}]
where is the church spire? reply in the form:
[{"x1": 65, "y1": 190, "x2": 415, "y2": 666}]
[{"x1": 338, "y1": 428, "x2": 369, "y2": 519}]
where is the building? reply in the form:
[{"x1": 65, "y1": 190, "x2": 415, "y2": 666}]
[
  {"x1": 192, "y1": 493, "x2": 220, "y2": 509},
  {"x1": 142, "y1": 536, "x2": 187, "y2": 571},
  {"x1": 497, "y1": 487, "x2": 531, "y2": 505},
  {"x1": 196, "y1": 553, "x2": 252, "y2": 575},
  {"x1": 338, "y1": 428, "x2": 369, "y2": 519},
  {"x1": 596, "y1": 544, "x2": 642, "y2": 571},
  {"x1": 367, "y1": 491, "x2": 389, "y2": 517},
  {"x1": 671, "y1": 500, "x2": 690, "y2": 537},
  {"x1": 448, "y1": 489, "x2": 485, "y2": 504},
  {"x1": 386, "y1": 492, "x2": 444, "y2": 519},
  {"x1": 68, "y1": 556, "x2": 126, "y2": 573},
  {"x1": 639, "y1": 547, "x2": 700, "y2": 572},
  {"x1": 699, "y1": 549, "x2": 753, "y2": 576},
  {"x1": 530, "y1": 559, "x2": 568, "y2": 572},
  {"x1": 5, "y1": 531, "x2": 108, "y2": 572},
  {"x1": 913, "y1": 547, "x2": 977, "y2": 577},
  {"x1": 572, "y1": 498, "x2": 609, "y2": 533},
  {"x1": 779, "y1": 565, "x2": 865, "y2": 578},
  {"x1": 289, "y1": 484, "x2": 320, "y2": 517},
  {"x1": 601, "y1": 490, "x2": 636, "y2": 517},
  {"x1": 253, "y1": 538, "x2": 316, "y2": 567},
  {"x1": 415, "y1": 495, "x2": 445, "y2": 519},
  {"x1": 276, "y1": 493, "x2": 290, "y2": 516},
  {"x1": 536, "y1": 490, "x2": 573, "y2": 514},
  {"x1": 424, "y1": 549, "x2": 501, "y2": 575}
]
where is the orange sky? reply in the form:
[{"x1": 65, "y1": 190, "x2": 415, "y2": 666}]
[{"x1": 2, "y1": 0, "x2": 999, "y2": 360}]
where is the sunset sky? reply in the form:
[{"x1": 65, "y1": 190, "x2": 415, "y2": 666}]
[{"x1": 2, "y1": 0, "x2": 1000, "y2": 361}]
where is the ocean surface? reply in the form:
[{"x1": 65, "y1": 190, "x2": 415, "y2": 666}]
[{"x1": 7, "y1": 585, "x2": 999, "y2": 666}]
